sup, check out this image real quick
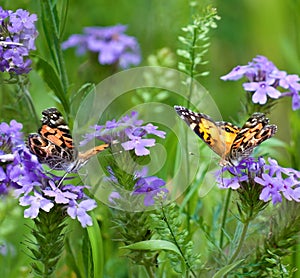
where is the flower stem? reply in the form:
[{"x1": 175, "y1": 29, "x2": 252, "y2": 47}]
[
  {"x1": 144, "y1": 265, "x2": 155, "y2": 278},
  {"x1": 219, "y1": 189, "x2": 232, "y2": 249},
  {"x1": 161, "y1": 205, "x2": 197, "y2": 278},
  {"x1": 183, "y1": 21, "x2": 197, "y2": 231},
  {"x1": 228, "y1": 219, "x2": 250, "y2": 264}
]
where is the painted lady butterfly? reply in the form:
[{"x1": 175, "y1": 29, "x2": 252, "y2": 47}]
[
  {"x1": 174, "y1": 105, "x2": 277, "y2": 166},
  {"x1": 27, "y1": 107, "x2": 109, "y2": 173}
]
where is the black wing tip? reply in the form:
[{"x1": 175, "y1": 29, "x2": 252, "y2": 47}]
[
  {"x1": 42, "y1": 107, "x2": 61, "y2": 115},
  {"x1": 174, "y1": 105, "x2": 185, "y2": 112},
  {"x1": 270, "y1": 124, "x2": 278, "y2": 135}
]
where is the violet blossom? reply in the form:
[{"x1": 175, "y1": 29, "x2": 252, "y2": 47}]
[
  {"x1": 0, "y1": 119, "x2": 97, "y2": 228},
  {"x1": 62, "y1": 24, "x2": 141, "y2": 69},
  {"x1": 221, "y1": 55, "x2": 300, "y2": 110},
  {"x1": 133, "y1": 176, "x2": 168, "y2": 206},
  {"x1": 0, "y1": 7, "x2": 38, "y2": 74},
  {"x1": 67, "y1": 199, "x2": 97, "y2": 228},
  {"x1": 217, "y1": 157, "x2": 300, "y2": 205},
  {"x1": 80, "y1": 111, "x2": 166, "y2": 156},
  {"x1": 107, "y1": 166, "x2": 168, "y2": 207}
]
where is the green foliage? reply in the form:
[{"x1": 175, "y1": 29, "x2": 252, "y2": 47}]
[
  {"x1": 28, "y1": 205, "x2": 67, "y2": 277},
  {"x1": 39, "y1": 0, "x2": 70, "y2": 114},
  {"x1": 112, "y1": 209, "x2": 158, "y2": 273},
  {"x1": 86, "y1": 212, "x2": 104, "y2": 278},
  {"x1": 132, "y1": 48, "x2": 177, "y2": 106},
  {"x1": 241, "y1": 202, "x2": 300, "y2": 277},
  {"x1": 149, "y1": 203, "x2": 202, "y2": 277},
  {"x1": 177, "y1": 6, "x2": 220, "y2": 82},
  {"x1": 2, "y1": 1, "x2": 300, "y2": 277},
  {"x1": 236, "y1": 180, "x2": 269, "y2": 222}
]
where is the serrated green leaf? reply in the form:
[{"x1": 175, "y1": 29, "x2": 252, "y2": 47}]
[
  {"x1": 212, "y1": 259, "x2": 244, "y2": 278},
  {"x1": 40, "y1": 0, "x2": 60, "y2": 70}
]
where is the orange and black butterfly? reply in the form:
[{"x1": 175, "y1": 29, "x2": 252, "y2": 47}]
[
  {"x1": 174, "y1": 105, "x2": 277, "y2": 166},
  {"x1": 28, "y1": 107, "x2": 109, "y2": 172}
]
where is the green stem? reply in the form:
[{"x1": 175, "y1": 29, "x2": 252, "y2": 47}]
[
  {"x1": 17, "y1": 75, "x2": 39, "y2": 128},
  {"x1": 186, "y1": 26, "x2": 197, "y2": 107},
  {"x1": 219, "y1": 189, "x2": 232, "y2": 249},
  {"x1": 228, "y1": 220, "x2": 250, "y2": 265},
  {"x1": 184, "y1": 25, "x2": 198, "y2": 230},
  {"x1": 161, "y1": 206, "x2": 197, "y2": 278},
  {"x1": 144, "y1": 265, "x2": 155, "y2": 278}
]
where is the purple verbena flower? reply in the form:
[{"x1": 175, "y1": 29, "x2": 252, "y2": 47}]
[
  {"x1": 254, "y1": 174, "x2": 283, "y2": 204},
  {"x1": 80, "y1": 111, "x2": 165, "y2": 157},
  {"x1": 19, "y1": 191, "x2": 54, "y2": 219},
  {"x1": 121, "y1": 133, "x2": 155, "y2": 156},
  {"x1": 133, "y1": 176, "x2": 168, "y2": 206},
  {"x1": 243, "y1": 79, "x2": 281, "y2": 104},
  {"x1": 0, "y1": 120, "x2": 46, "y2": 195},
  {"x1": 62, "y1": 24, "x2": 141, "y2": 69},
  {"x1": 221, "y1": 65, "x2": 254, "y2": 81},
  {"x1": 0, "y1": 119, "x2": 98, "y2": 228},
  {"x1": 218, "y1": 157, "x2": 300, "y2": 205},
  {"x1": 67, "y1": 199, "x2": 97, "y2": 228},
  {"x1": 43, "y1": 181, "x2": 77, "y2": 204},
  {"x1": 221, "y1": 55, "x2": 300, "y2": 109},
  {"x1": 0, "y1": 8, "x2": 38, "y2": 74},
  {"x1": 142, "y1": 123, "x2": 166, "y2": 138}
]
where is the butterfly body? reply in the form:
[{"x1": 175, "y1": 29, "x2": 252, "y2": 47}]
[
  {"x1": 174, "y1": 105, "x2": 277, "y2": 166},
  {"x1": 28, "y1": 107, "x2": 109, "y2": 172}
]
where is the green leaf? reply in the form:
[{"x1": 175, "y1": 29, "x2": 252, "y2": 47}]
[
  {"x1": 121, "y1": 239, "x2": 186, "y2": 273},
  {"x1": 178, "y1": 62, "x2": 187, "y2": 72},
  {"x1": 35, "y1": 56, "x2": 69, "y2": 112},
  {"x1": 212, "y1": 259, "x2": 244, "y2": 278},
  {"x1": 40, "y1": 0, "x2": 60, "y2": 72},
  {"x1": 70, "y1": 83, "x2": 96, "y2": 106},
  {"x1": 65, "y1": 238, "x2": 82, "y2": 278},
  {"x1": 40, "y1": 0, "x2": 69, "y2": 112},
  {"x1": 86, "y1": 212, "x2": 104, "y2": 278},
  {"x1": 177, "y1": 49, "x2": 191, "y2": 60}
]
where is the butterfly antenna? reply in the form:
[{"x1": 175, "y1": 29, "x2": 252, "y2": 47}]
[{"x1": 57, "y1": 171, "x2": 69, "y2": 188}]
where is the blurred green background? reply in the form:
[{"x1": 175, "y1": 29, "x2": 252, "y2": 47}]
[
  {"x1": 1, "y1": 1, "x2": 300, "y2": 276},
  {"x1": 3, "y1": 0, "x2": 300, "y2": 122}
]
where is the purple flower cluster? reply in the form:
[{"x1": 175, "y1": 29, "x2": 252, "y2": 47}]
[
  {"x1": 18, "y1": 181, "x2": 97, "y2": 228},
  {"x1": 108, "y1": 166, "x2": 168, "y2": 207},
  {"x1": 0, "y1": 7, "x2": 38, "y2": 74},
  {"x1": 217, "y1": 157, "x2": 300, "y2": 205},
  {"x1": 0, "y1": 120, "x2": 96, "y2": 228},
  {"x1": 133, "y1": 175, "x2": 168, "y2": 206},
  {"x1": 0, "y1": 120, "x2": 38, "y2": 194},
  {"x1": 221, "y1": 55, "x2": 300, "y2": 110},
  {"x1": 81, "y1": 111, "x2": 166, "y2": 156},
  {"x1": 62, "y1": 24, "x2": 141, "y2": 69}
]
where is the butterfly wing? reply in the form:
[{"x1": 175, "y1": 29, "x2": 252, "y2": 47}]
[
  {"x1": 27, "y1": 133, "x2": 75, "y2": 170},
  {"x1": 228, "y1": 112, "x2": 277, "y2": 165},
  {"x1": 174, "y1": 105, "x2": 240, "y2": 159},
  {"x1": 39, "y1": 107, "x2": 75, "y2": 150},
  {"x1": 28, "y1": 107, "x2": 77, "y2": 170}
]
